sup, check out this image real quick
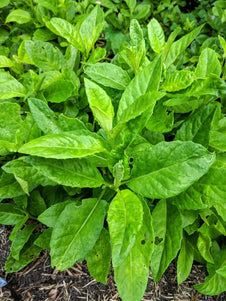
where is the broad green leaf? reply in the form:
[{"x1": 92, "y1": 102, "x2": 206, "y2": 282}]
[
  {"x1": 218, "y1": 35, "x2": 226, "y2": 58},
  {"x1": 25, "y1": 156, "x2": 104, "y2": 188},
  {"x1": 113, "y1": 160, "x2": 124, "y2": 188},
  {"x1": 79, "y1": 6, "x2": 104, "y2": 57},
  {"x1": 114, "y1": 198, "x2": 154, "y2": 301},
  {"x1": 165, "y1": 25, "x2": 204, "y2": 68},
  {"x1": 34, "y1": 228, "x2": 52, "y2": 250},
  {"x1": 11, "y1": 224, "x2": 37, "y2": 260},
  {"x1": 86, "y1": 228, "x2": 111, "y2": 284},
  {"x1": 24, "y1": 40, "x2": 64, "y2": 71},
  {"x1": 28, "y1": 98, "x2": 86, "y2": 135},
  {"x1": 50, "y1": 198, "x2": 107, "y2": 270},
  {"x1": 117, "y1": 91, "x2": 164, "y2": 125},
  {"x1": 45, "y1": 17, "x2": 85, "y2": 53},
  {"x1": 84, "y1": 78, "x2": 114, "y2": 132},
  {"x1": 44, "y1": 80, "x2": 74, "y2": 103},
  {"x1": 162, "y1": 70, "x2": 196, "y2": 92},
  {"x1": 87, "y1": 47, "x2": 106, "y2": 64},
  {"x1": 197, "y1": 233, "x2": 214, "y2": 263},
  {"x1": 0, "y1": 73, "x2": 26, "y2": 99},
  {"x1": 19, "y1": 132, "x2": 106, "y2": 159},
  {"x1": 175, "y1": 104, "x2": 217, "y2": 147},
  {"x1": 148, "y1": 18, "x2": 165, "y2": 54},
  {"x1": 194, "y1": 243, "x2": 226, "y2": 295},
  {"x1": 33, "y1": 28, "x2": 56, "y2": 42},
  {"x1": 85, "y1": 63, "x2": 130, "y2": 90},
  {"x1": 2, "y1": 157, "x2": 55, "y2": 190},
  {"x1": 6, "y1": 9, "x2": 31, "y2": 24},
  {"x1": 0, "y1": 173, "x2": 24, "y2": 200},
  {"x1": 107, "y1": 190, "x2": 143, "y2": 266},
  {"x1": 0, "y1": 55, "x2": 13, "y2": 68},
  {"x1": 146, "y1": 101, "x2": 174, "y2": 133},
  {"x1": 38, "y1": 200, "x2": 75, "y2": 227},
  {"x1": 209, "y1": 114, "x2": 226, "y2": 151},
  {"x1": 5, "y1": 234, "x2": 41, "y2": 273},
  {"x1": 151, "y1": 199, "x2": 183, "y2": 281},
  {"x1": 28, "y1": 190, "x2": 47, "y2": 216},
  {"x1": 117, "y1": 55, "x2": 162, "y2": 124},
  {"x1": 125, "y1": 0, "x2": 136, "y2": 12},
  {"x1": 196, "y1": 48, "x2": 221, "y2": 78},
  {"x1": 177, "y1": 234, "x2": 194, "y2": 284},
  {"x1": 127, "y1": 141, "x2": 215, "y2": 199},
  {"x1": 0, "y1": 204, "x2": 26, "y2": 225},
  {"x1": 0, "y1": 0, "x2": 9, "y2": 8}
]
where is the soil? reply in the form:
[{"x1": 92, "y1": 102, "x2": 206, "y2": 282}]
[{"x1": 0, "y1": 226, "x2": 226, "y2": 301}]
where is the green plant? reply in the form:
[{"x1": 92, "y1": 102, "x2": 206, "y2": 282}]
[{"x1": 0, "y1": 1, "x2": 226, "y2": 301}]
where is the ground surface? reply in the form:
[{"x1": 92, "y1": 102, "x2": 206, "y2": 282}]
[{"x1": 0, "y1": 226, "x2": 226, "y2": 301}]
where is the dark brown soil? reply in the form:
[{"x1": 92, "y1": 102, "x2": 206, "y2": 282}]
[{"x1": 0, "y1": 226, "x2": 226, "y2": 301}]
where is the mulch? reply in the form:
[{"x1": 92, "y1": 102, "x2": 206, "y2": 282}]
[{"x1": 0, "y1": 226, "x2": 225, "y2": 301}]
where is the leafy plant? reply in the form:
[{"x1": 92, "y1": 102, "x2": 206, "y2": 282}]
[{"x1": 0, "y1": 1, "x2": 226, "y2": 301}]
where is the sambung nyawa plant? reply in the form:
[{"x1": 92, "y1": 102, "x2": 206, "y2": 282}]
[{"x1": 0, "y1": 2, "x2": 226, "y2": 301}]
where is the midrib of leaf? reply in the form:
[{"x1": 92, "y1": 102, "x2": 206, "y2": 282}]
[
  {"x1": 127, "y1": 154, "x2": 213, "y2": 183},
  {"x1": 59, "y1": 196, "x2": 103, "y2": 264}
]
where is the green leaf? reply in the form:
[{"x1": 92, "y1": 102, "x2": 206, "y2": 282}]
[
  {"x1": 165, "y1": 25, "x2": 204, "y2": 68},
  {"x1": 34, "y1": 228, "x2": 52, "y2": 250},
  {"x1": 44, "y1": 80, "x2": 74, "y2": 103},
  {"x1": 85, "y1": 63, "x2": 131, "y2": 90},
  {"x1": 28, "y1": 190, "x2": 47, "y2": 216},
  {"x1": 194, "y1": 243, "x2": 226, "y2": 295},
  {"x1": 117, "y1": 91, "x2": 164, "y2": 125},
  {"x1": 19, "y1": 132, "x2": 106, "y2": 159},
  {"x1": 114, "y1": 198, "x2": 154, "y2": 301},
  {"x1": 25, "y1": 156, "x2": 105, "y2": 188},
  {"x1": 50, "y1": 198, "x2": 107, "y2": 270},
  {"x1": 162, "y1": 70, "x2": 196, "y2": 92},
  {"x1": 5, "y1": 234, "x2": 41, "y2": 273},
  {"x1": 6, "y1": 9, "x2": 31, "y2": 24},
  {"x1": 0, "y1": 73, "x2": 26, "y2": 99},
  {"x1": 34, "y1": 0, "x2": 58, "y2": 14},
  {"x1": 107, "y1": 190, "x2": 143, "y2": 266},
  {"x1": 197, "y1": 233, "x2": 214, "y2": 263},
  {"x1": 127, "y1": 141, "x2": 215, "y2": 199},
  {"x1": 86, "y1": 228, "x2": 111, "y2": 284},
  {"x1": 196, "y1": 48, "x2": 221, "y2": 78},
  {"x1": 24, "y1": 40, "x2": 64, "y2": 71},
  {"x1": 0, "y1": 204, "x2": 26, "y2": 225},
  {"x1": 0, "y1": 0, "x2": 10, "y2": 8},
  {"x1": 84, "y1": 78, "x2": 115, "y2": 132},
  {"x1": 38, "y1": 200, "x2": 74, "y2": 227},
  {"x1": 45, "y1": 17, "x2": 85, "y2": 53},
  {"x1": 11, "y1": 224, "x2": 37, "y2": 260},
  {"x1": 0, "y1": 55, "x2": 13, "y2": 68},
  {"x1": 218, "y1": 35, "x2": 226, "y2": 58},
  {"x1": 117, "y1": 55, "x2": 162, "y2": 124},
  {"x1": 148, "y1": 18, "x2": 165, "y2": 54},
  {"x1": 0, "y1": 173, "x2": 24, "y2": 200},
  {"x1": 177, "y1": 234, "x2": 194, "y2": 284},
  {"x1": 151, "y1": 199, "x2": 183, "y2": 281},
  {"x1": 175, "y1": 104, "x2": 217, "y2": 147}
]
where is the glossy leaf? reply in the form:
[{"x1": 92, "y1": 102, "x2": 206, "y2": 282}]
[
  {"x1": 0, "y1": 0, "x2": 9, "y2": 8},
  {"x1": 127, "y1": 141, "x2": 215, "y2": 199},
  {"x1": 0, "y1": 204, "x2": 26, "y2": 225},
  {"x1": 25, "y1": 156, "x2": 104, "y2": 188},
  {"x1": 84, "y1": 78, "x2": 115, "y2": 132},
  {"x1": 19, "y1": 132, "x2": 106, "y2": 159},
  {"x1": 0, "y1": 173, "x2": 24, "y2": 200},
  {"x1": 148, "y1": 18, "x2": 165, "y2": 53},
  {"x1": 0, "y1": 55, "x2": 13, "y2": 68},
  {"x1": 162, "y1": 70, "x2": 196, "y2": 92},
  {"x1": 86, "y1": 228, "x2": 111, "y2": 284},
  {"x1": 0, "y1": 73, "x2": 26, "y2": 99},
  {"x1": 114, "y1": 198, "x2": 154, "y2": 301},
  {"x1": 196, "y1": 48, "x2": 221, "y2": 78},
  {"x1": 107, "y1": 190, "x2": 143, "y2": 266},
  {"x1": 11, "y1": 224, "x2": 37, "y2": 260},
  {"x1": 85, "y1": 63, "x2": 130, "y2": 90},
  {"x1": 24, "y1": 40, "x2": 64, "y2": 71},
  {"x1": 117, "y1": 55, "x2": 162, "y2": 123},
  {"x1": 50, "y1": 198, "x2": 107, "y2": 270},
  {"x1": 44, "y1": 80, "x2": 74, "y2": 103},
  {"x1": 6, "y1": 9, "x2": 31, "y2": 24},
  {"x1": 151, "y1": 199, "x2": 183, "y2": 281},
  {"x1": 165, "y1": 25, "x2": 204, "y2": 68}
]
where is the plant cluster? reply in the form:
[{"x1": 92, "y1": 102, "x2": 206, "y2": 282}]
[{"x1": 0, "y1": 1, "x2": 226, "y2": 300}]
